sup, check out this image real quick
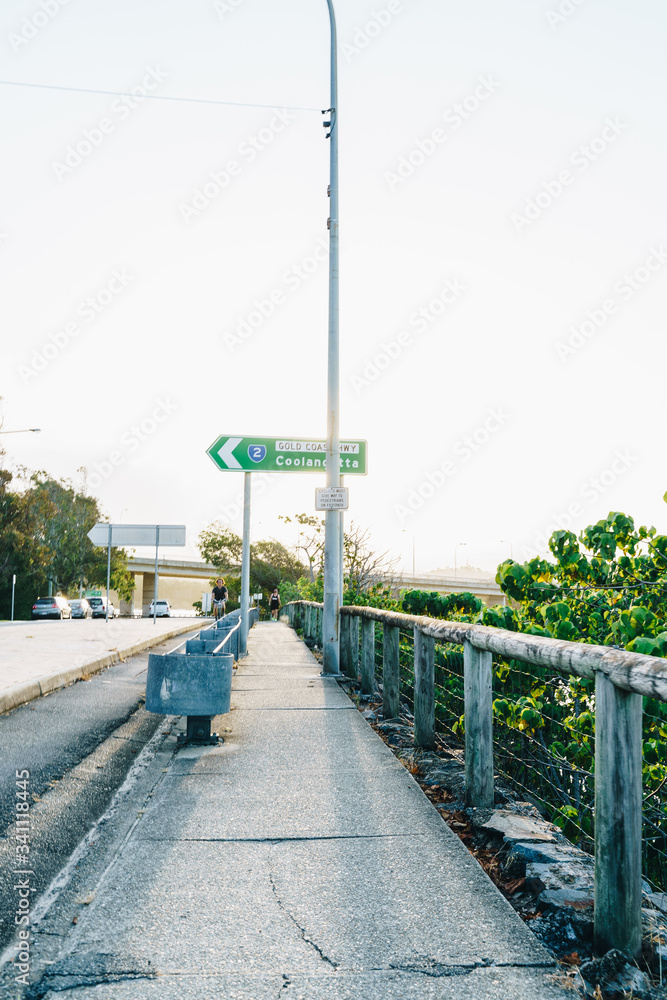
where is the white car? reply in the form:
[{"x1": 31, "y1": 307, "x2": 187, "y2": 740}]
[
  {"x1": 149, "y1": 600, "x2": 171, "y2": 618},
  {"x1": 88, "y1": 596, "x2": 117, "y2": 619}
]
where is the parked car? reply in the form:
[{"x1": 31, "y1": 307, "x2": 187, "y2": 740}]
[
  {"x1": 31, "y1": 597, "x2": 72, "y2": 620},
  {"x1": 69, "y1": 599, "x2": 92, "y2": 619},
  {"x1": 88, "y1": 596, "x2": 117, "y2": 619},
  {"x1": 148, "y1": 600, "x2": 171, "y2": 618}
]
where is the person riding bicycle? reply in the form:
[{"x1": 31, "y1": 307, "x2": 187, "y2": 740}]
[{"x1": 212, "y1": 578, "x2": 228, "y2": 620}]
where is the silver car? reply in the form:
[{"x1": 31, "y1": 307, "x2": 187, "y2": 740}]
[
  {"x1": 69, "y1": 599, "x2": 92, "y2": 619},
  {"x1": 31, "y1": 597, "x2": 72, "y2": 620}
]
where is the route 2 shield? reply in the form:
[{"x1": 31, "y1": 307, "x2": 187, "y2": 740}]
[{"x1": 248, "y1": 444, "x2": 267, "y2": 463}]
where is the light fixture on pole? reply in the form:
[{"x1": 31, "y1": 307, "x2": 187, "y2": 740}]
[
  {"x1": 322, "y1": 0, "x2": 341, "y2": 676},
  {"x1": 0, "y1": 428, "x2": 41, "y2": 434},
  {"x1": 500, "y1": 538, "x2": 513, "y2": 560}
]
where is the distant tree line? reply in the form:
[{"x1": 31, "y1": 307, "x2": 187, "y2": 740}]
[
  {"x1": 198, "y1": 513, "x2": 399, "y2": 610},
  {"x1": 0, "y1": 466, "x2": 134, "y2": 620}
]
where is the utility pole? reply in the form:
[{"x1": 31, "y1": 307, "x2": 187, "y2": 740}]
[{"x1": 322, "y1": 0, "x2": 341, "y2": 676}]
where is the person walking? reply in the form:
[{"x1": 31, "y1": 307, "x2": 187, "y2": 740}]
[
  {"x1": 269, "y1": 587, "x2": 281, "y2": 621},
  {"x1": 212, "y1": 578, "x2": 228, "y2": 620}
]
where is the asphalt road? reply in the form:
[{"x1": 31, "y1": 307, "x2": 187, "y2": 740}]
[{"x1": 0, "y1": 643, "x2": 171, "y2": 954}]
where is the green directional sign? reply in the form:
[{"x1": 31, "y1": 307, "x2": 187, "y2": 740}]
[{"x1": 206, "y1": 435, "x2": 367, "y2": 475}]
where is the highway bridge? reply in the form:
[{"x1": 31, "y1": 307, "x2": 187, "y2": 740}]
[
  {"x1": 119, "y1": 557, "x2": 505, "y2": 616},
  {"x1": 121, "y1": 556, "x2": 218, "y2": 615}
]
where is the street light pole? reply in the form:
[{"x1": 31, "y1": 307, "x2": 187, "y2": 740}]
[{"x1": 322, "y1": 0, "x2": 341, "y2": 676}]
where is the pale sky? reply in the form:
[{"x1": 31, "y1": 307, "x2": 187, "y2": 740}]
[{"x1": 1, "y1": 0, "x2": 666, "y2": 575}]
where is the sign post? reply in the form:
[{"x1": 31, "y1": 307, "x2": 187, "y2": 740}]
[
  {"x1": 11, "y1": 574, "x2": 16, "y2": 622},
  {"x1": 240, "y1": 474, "x2": 251, "y2": 656},
  {"x1": 87, "y1": 524, "x2": 186, "y2": 622},
  {"x1": 106, "y1": 524, "x2": 112, "y2": 622},
  {"x1": 153, "y1": 526, "x2": 160, "y2": 624},
  {"x1": 323, "y1": 0, "x2": 341, "y2": 678}
]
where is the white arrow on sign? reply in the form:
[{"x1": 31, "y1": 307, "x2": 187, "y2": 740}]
[{"x1": 216, "y1": 437, "x2": 242, "y2": 469}]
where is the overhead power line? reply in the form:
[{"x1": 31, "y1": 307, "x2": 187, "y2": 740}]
[{"x1": 0, "y1": 79, "x2": 321, "y2": 113}]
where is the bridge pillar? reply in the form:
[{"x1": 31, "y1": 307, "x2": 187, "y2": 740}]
[
  {"x1": 119, "y1": 572, "x2": 139, "y2": 617},
  {"x1": 142, "y1": 572, "x2": 158, "y2": 616}
]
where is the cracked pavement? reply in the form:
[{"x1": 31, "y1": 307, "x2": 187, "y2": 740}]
[{"x1": 7, "y1": 622, "x2": 574, "y2": 999}]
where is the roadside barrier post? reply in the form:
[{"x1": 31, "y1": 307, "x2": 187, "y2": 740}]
[
  {"x1": 414, "y1": 629, "x2": 435, "y2": 748},
  {"x1": 360, "y1": 618, "x2": 375, "y2": 696},
  {"x1": 350, "y1": 616, "x2": 359, "y2": 680},
  {"x1": 382, "y1": 624, "x2": 400, "y2": 720},
  {"x1": 463, "y1": 641, "x2": 494, "y2": 810},
  {"x1": 341, "y1": 614, "x2": 355, "y2": 679},
  {"x1": 340, "y1": 613, "x2": 348, "y2": 671},
  {"x1": 594, "y1": 671, "x2": 643, "y2": 957}
]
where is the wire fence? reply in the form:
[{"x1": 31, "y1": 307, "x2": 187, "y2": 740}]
[
  {"x1": 287, "y1": 602, "x2": 667, "y2": 896},
  {"x1": 362, "y1": 619, "x2": 667, "y2": 892}
]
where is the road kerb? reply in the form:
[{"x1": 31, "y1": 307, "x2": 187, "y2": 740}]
[{"x1": 0, "y1": 619, "x2": 210, "y2": 716}]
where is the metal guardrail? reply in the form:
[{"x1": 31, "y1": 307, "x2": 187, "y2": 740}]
[
  {"x1": 284, "y1": 599, "x2": 667, "y2": 960},
  {"x1": 148, "y1": 607, "x2": 259, "y2": 744},
  {"x1": 166, "y1": 607, "x2": 258, "y2": 659}
]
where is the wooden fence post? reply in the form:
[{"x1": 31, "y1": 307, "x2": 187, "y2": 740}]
[
  {"x1": 344, "y1": 615, "x2": 358, "y2": 680},
  {"x1": 594, "y1": 671, "x2": 643, "y2": 957},
  {"x1": 340, "y1": 614, "x2": 351, "y2": 677},
  {"x1": 345, "y1": 615, "x2": 359, "y2": 681},
  {"x1": 463, "y1": 641, "x2": 494, "y2": 810},
  {"x1": 383, "y1": 624, "x2": 400, "y2": 720},
  {"x1": 414, "y1": 628, "x2": 435, "y2": 749},
  {"x1": 360, "y1": 618, "x2": 375, "y2": 696},
  {"x1": 350, "y1": 616, "x2": 359, "y2": 681}
]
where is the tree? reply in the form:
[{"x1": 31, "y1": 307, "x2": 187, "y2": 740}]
[
  {"x1": 251, "y1": 539, "x2": 305, "y2": 591},
  {"x1": 27, "y1": 474, "x2": 133, "y2": 600},
  {"x1": 197, "y1": 523, "x2": 305, "y2": 598},
  {"x1": 278, "y1": 514, "x2": 324, "y2": 582},
  {"x1": 495, "y1": 511, "x2": 667, "y2": 653},
  {"x1": 344, "y1": 521, "x2": 399, "y2": 600},
  {"x1": 0, "y1": 468, "x2": 134, "y2": 617},
  {"x1": 0, "y1": 469, "x2": 53, "y2": 618},
  {"x1": 198, "y1": 525, "x2": 243, "y2": 574},
  {"x1": 276, "y1": 514, "x2": 399, "y2": 605}
]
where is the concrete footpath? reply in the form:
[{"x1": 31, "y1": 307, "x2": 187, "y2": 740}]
[
  {"x1": 17, "y1": 622, "x2": 572, "y2": 999},
  {"x1": 0, "y1": 618, "x2": 210, "y2": 715}
]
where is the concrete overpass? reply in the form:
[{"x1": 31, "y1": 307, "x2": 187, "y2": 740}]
[{"x1": 122, "y1": 557, "x2": 219, "y2": 616}]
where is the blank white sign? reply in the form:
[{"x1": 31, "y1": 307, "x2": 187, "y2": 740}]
[{"x1": 87, "y1": 524, "x2": 186, "y2": 547}]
